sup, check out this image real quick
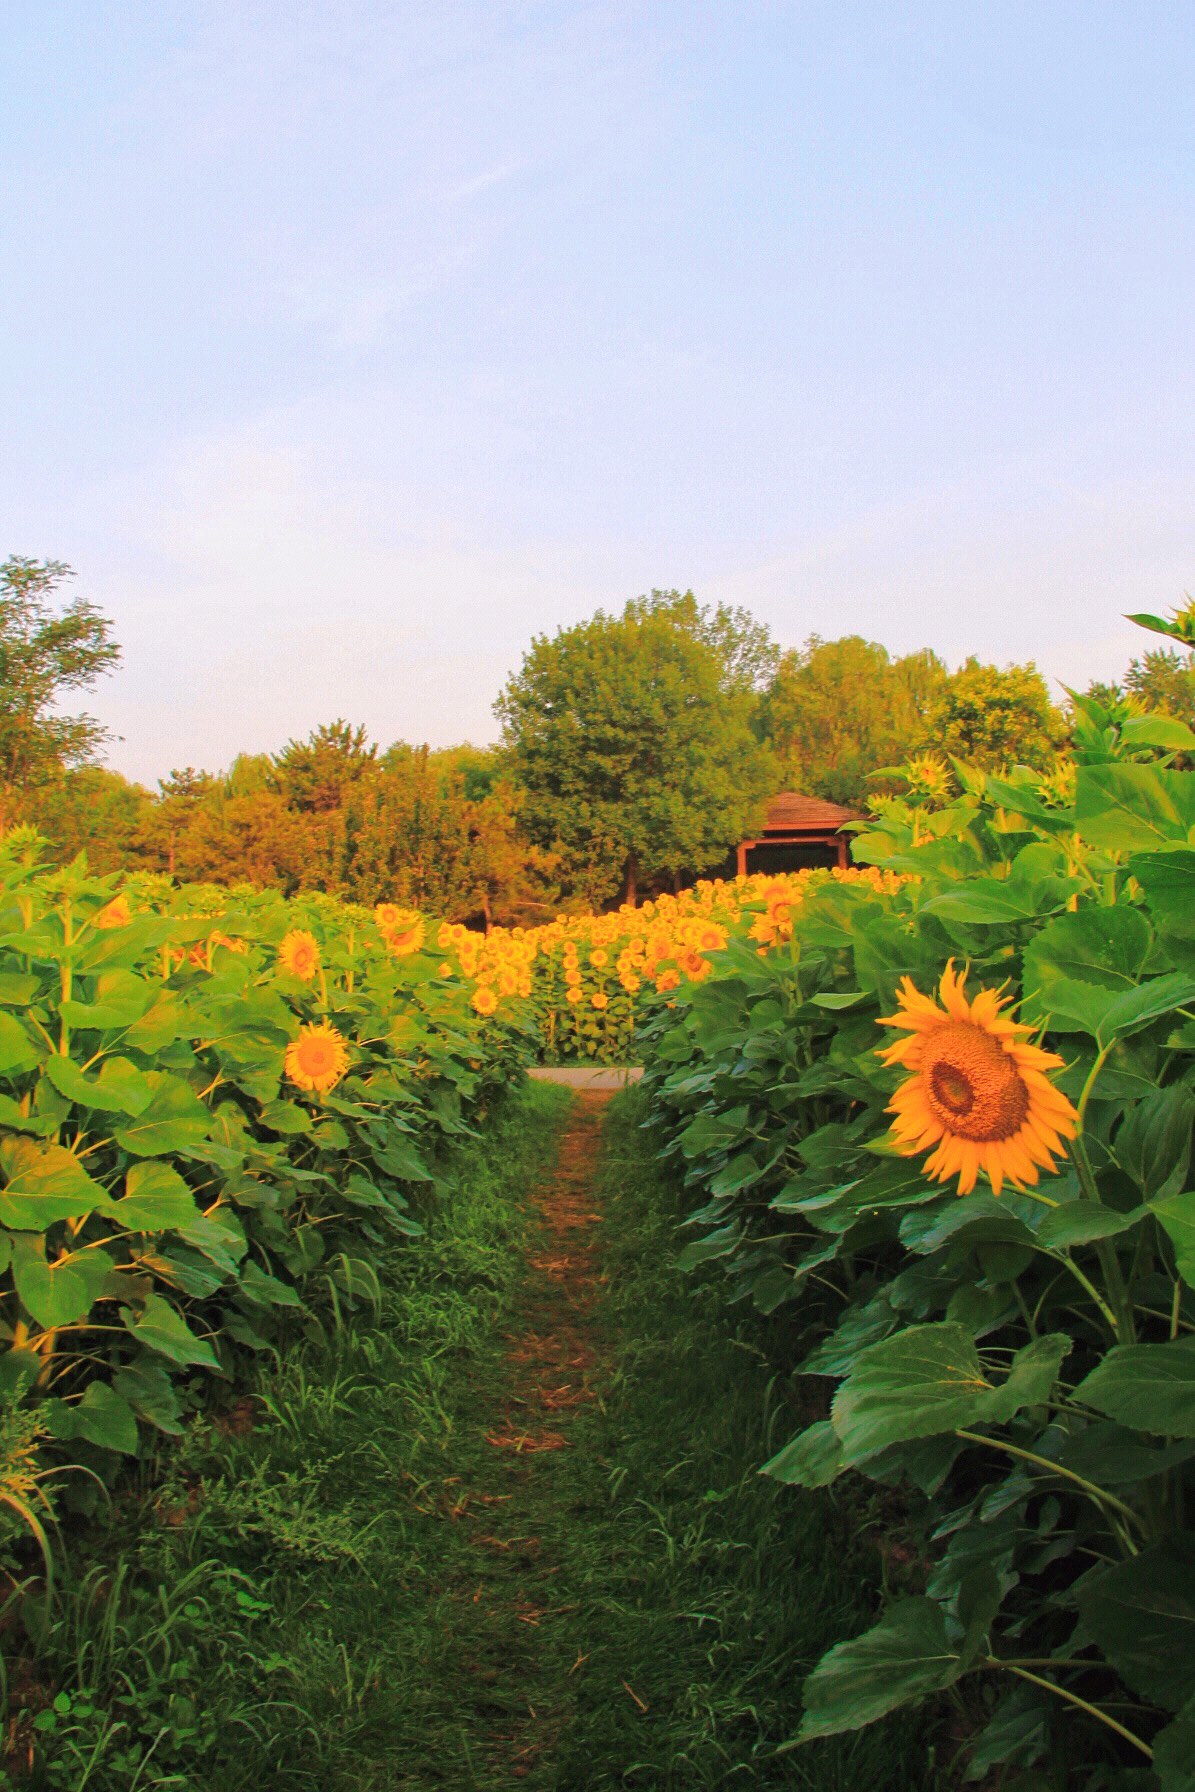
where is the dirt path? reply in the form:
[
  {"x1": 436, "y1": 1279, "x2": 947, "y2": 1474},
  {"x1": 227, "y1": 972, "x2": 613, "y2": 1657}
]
[{"x1": 453, "y1": 1091, "x2": 613, "y2": 1783}]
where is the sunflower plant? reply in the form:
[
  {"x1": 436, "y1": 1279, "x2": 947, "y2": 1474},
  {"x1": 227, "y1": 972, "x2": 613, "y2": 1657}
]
[
  {"x1": 635, "y1": 651, "x2": 1195, "y2": 1786},
  {"x1": 0, "y1": 838, "x2": 529, "y2": 1506}
]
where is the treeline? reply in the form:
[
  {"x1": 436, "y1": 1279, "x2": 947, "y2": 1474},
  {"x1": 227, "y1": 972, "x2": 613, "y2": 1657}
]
[
  {"x1": 3, "y1": 559, "x2": 1193, "y2": 921},
  {"x1": 25, "y1": 731, "x2": 550, "y2": 925}
]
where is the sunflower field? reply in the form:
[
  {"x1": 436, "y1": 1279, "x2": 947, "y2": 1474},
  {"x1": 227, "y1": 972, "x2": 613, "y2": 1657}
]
[
  {"x1": 4, "y1": 611, "x2": 1195, "y2": 1785},
  {"x1": 629, "y1": 688, "x2": 1195, "y2": 1783},
  {"x1": 0, "y1": 836, "x2": 530, "y2": 1536}
]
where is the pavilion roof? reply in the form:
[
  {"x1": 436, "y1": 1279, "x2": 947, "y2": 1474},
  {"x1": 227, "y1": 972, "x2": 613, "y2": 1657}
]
[{"x1": 759, "y1": 791, "x2": 856, "y2": 832}]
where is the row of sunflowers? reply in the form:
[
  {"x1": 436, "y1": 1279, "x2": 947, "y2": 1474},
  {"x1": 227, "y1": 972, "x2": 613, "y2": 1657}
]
[
  {"x1": 0, "y1": 831, "x2": 533, "y2": 1526},
  {"x1": 0, "y1": 810, "x2": 874, "y2": 1533},
  {"x1": 453, "y1": 863, "x2": 906, "y2": 1063},
  {"x1": 630, "y1": 685, "x2": 1195, "y2": 1787}
]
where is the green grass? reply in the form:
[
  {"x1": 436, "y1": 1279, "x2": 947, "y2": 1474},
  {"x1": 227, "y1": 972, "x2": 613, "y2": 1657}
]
[
  {"x1": 535, "y1": 1089, "x2": 940, "y2": 1790},
  {"x1": 4, "y1": 1081, "x2": 942, "y2": 1790}
]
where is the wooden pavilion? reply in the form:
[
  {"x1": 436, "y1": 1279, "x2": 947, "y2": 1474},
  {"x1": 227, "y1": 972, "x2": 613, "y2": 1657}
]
[{"x1": 735, "y1": 791, "x2": 856, "y2": 877}]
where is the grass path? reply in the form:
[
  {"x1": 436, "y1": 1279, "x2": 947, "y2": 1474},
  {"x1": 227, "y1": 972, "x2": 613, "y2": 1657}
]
[{"x1": 16, "y1": 1084, "x2": 939, "y2": 1790}]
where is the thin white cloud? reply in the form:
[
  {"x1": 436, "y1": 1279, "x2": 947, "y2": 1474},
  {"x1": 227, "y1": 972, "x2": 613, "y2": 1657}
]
[{"x1": 443, "y1": 159, "x2": 525, "y2": 203}]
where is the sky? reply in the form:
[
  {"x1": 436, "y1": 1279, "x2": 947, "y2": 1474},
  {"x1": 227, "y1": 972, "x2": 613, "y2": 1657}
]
[{"x1": 1, "y1": 1, "x2": 1192, "y2": 785}]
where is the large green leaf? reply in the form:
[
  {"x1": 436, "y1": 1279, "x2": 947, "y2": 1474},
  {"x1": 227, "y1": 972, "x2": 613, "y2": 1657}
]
[
  {"x1": 994, "y1": 1333, "x2": 1073, "y2": 1412},
  {"x1": 798, "y1": 1598, "x2": 962, "y2": 1739},
  {"x1": 1075, "y1": 1539, "x2": 1195, "y2": 1712},
  {"x1": 1074, "y1": 1338, "x2": 1195, "y2": 1436},
  {"x1": 43, "y1": 1053, "x2": 153, "y2": 1115},
  {"x1": 1035, "y1": 1201, "x2": 1147, "y2": 1249},
  {"x1": 1153, "y1": 1189, "x2": 1195, "y2": 1289},
  {"x1": 121, "y1": 1293, "x2": 219, "y2": 1369},
  {"x1": 1096, "y1": 973, "x2": 1195, "y2": 1047},
  {"x1": 1075, "y1": 763, "x2": 1195, "y2": 853},
  {"x1": 1018, "y1": 974, "x2": 1117, "y2": 1038},
  {"x1": 112, "y1": 1161, "x2": 202, "y2": 1232},
  {"x1": 1056, "y1": 1421, "x2": 1195, "y2": 1488},
  {"x1": 761, "y1": 1420, "x2": 844, "y2": 1487},
  {"x1": 10, "y1": 1236, "x2": 112, "y2": 1328},
  {"x1": 0, "y1": 1137, "x2": 108, "y2": 1229},
  {"x1": 59, "y1": 969, "x2": 155, "y2": 1030},
  {"x1": 113, "y1": 1073, "x2": 212, "y2": 1157},
  {"x1": 0, "y1": 973, "x2": 39, "y2": 1006},
  {"x1": 120, "y1": 992, "x2": 187, "y2": 1053},
  {"x1": 47, "y1": 1381, "x2": 140, "y2": 1455},
  {"x1": 1129, "y1": 849, "x2": 1195, "y2": 943},
  {"x1": 919, "y1": 880, "x2": 1053, "y2": 924},
  {"x1": 1023, "y1": 906, "x2": 1151, "y2": 1003},
  {"x1": 257, "y1": 1099, "x2": 313, "y2": 1136},
  {"x1": 1154, "y1": 1695, "x2": 1195, "y2": 1792},
  {"x1": 112, "y1": 1360, "x2": 184, "y2": 1435},
  {"x1": 898, "y1": 1195, "x2": 1035, "y2": 1256},
  {"x1": 0, "y1": 1011, "x2": 40, "y2": 1075},
  {"x1": 832, "y1": 1324, "x2": 1069, "y2": 1461},
  {"x1": 1121, "y1": 712, "x2": 1195, "y2": 753},
  {"x1": 72, "y1": 915, "x2": 177, "y2": 973},
  {"x1": 1114, "y1": 1085, "x2": 1194, "y2": 1202},
  {"x1": 369, "y1": 1133, "x2": 435, "y2": 1182},
  {"x1": 963, "y1": 1683, "x2": 1051, "y2": 1778}
]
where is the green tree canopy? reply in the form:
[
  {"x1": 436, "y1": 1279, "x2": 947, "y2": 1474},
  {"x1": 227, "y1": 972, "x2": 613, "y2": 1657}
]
[
  {"x1": 1088, "y1": 647, "x2": 1195, "y2": 730},
  {"x1": 0, "y1": 557, "x2": 121, "y2": 814},
  {"x1": 272, "y1": 720, "x2": 376, "y2": 812},
  {"x1": 926, "y1": 656, "x2": 1066, "y2": 769},
  {"x1": 496, "y1": 594, "x2": 775, "y2": 904},
  {"x1": 760, "y1": 636, "x2": 947, "y2": 804}
]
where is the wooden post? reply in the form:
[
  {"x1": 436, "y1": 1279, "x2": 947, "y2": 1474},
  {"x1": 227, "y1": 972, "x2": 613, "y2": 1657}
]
[
  {"x1": 736, "y1": 840, "x2": 750, "y2": 878},
  {"x1": 836, "y1": 835, "x2": 848, "y2": 869}
]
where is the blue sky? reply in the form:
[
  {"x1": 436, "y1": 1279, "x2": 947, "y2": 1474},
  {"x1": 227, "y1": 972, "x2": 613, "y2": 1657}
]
[{"x1": 1, "y1": 2, "x2": 1192, "y2": 783}]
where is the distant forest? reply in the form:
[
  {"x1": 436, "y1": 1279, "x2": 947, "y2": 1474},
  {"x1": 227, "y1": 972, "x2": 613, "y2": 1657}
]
[{"x1": 4, "y1": 558, "x2": 1192, "y2": 922}]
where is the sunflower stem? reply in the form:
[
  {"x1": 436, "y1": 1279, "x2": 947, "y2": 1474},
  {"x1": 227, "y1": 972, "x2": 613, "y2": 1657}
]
[
  {"x1": 1070, "y1": 1131, "x2": 1137, "y2": 1344},
  {"x1": 955, "y1": 1429, "x2": 1144, "y2": 1539},
  {"x1": 988, "y1": 1663, "x2": 1152, "y2": 1759}
]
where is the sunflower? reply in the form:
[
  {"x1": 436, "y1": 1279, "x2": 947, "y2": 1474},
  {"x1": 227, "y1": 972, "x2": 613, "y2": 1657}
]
[
  {"x1": 565, "y1": 985, "x2": 584, "y2": 1006},
  {"x1": 679, "y1": 951, "x2": 713, "y2": 982},
  {"x1": 278, "y1": 929, "x2": 320, "y2": 981},
  {"x1": 591, "y1": 990, "x2": 609, "y2": 1010},
  {"x1": 877, "y1": 961, "x2": 1078, "y2": 1195},
  {"x1": 285, "y1": 1023, "x2": 350, "y2": 1094},
  {"x1": 380, "y1": 911, "x2": 426, "y2": 957},
  {"x1": 375, "y1": 902, "x2": 402, "y2": 929},
  {"x1": 471, "y1": 986, "x2": 498, "y2": 1017},
  {"x1": 655, "y1": 968, "x2": 681, "y2": 993},
  {"x1": 94, "y1": 895, "x2": 132, "y2": 930}
]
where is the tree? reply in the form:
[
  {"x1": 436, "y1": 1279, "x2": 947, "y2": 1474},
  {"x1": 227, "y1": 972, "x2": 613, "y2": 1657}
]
[
  {"x1": 272, "y1": 720, "x2": 376, "y2": 813},
  {"x1": 1089, "y1": 648, "x2": 1195, "y2": 730},
  {"x1": 31, "y1": 767, "x2": 152, "y2": 872},
  {"x1": 760, "y1": 636, "x2": 947, "y2": 804},
  {"x1": 624, "y1": 589, "x2": 781, "y2": 695},
  {"x1": 0, "y1": 557, "x2": 121, "y2": 820},
  {"x1": 926, "y1": 657, "x2": 1066, "y2": 770},
  {"x1": 496, "y1": 596, "x2": 776, "y2": 905}
]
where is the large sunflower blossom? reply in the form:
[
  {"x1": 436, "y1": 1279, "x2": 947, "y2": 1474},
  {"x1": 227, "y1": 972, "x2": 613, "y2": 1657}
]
[
  {"x1": 285, "y1": 1023, "x2": 350, "y2": 1094},
  {"x1": 379, "y1": 908, "x2": 426, "y2": 957},
  {"x1": 278, "y1": 929, "x2": 320, "y2": 981},
  {"x1": 877, "y1": 961, "x2": 1078, "y2": 1195}
]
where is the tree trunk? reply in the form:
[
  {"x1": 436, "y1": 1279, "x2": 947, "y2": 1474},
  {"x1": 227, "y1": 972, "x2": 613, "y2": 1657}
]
[{"x1": 623, "y1": 853, "x2": 638, "y2": 907}]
